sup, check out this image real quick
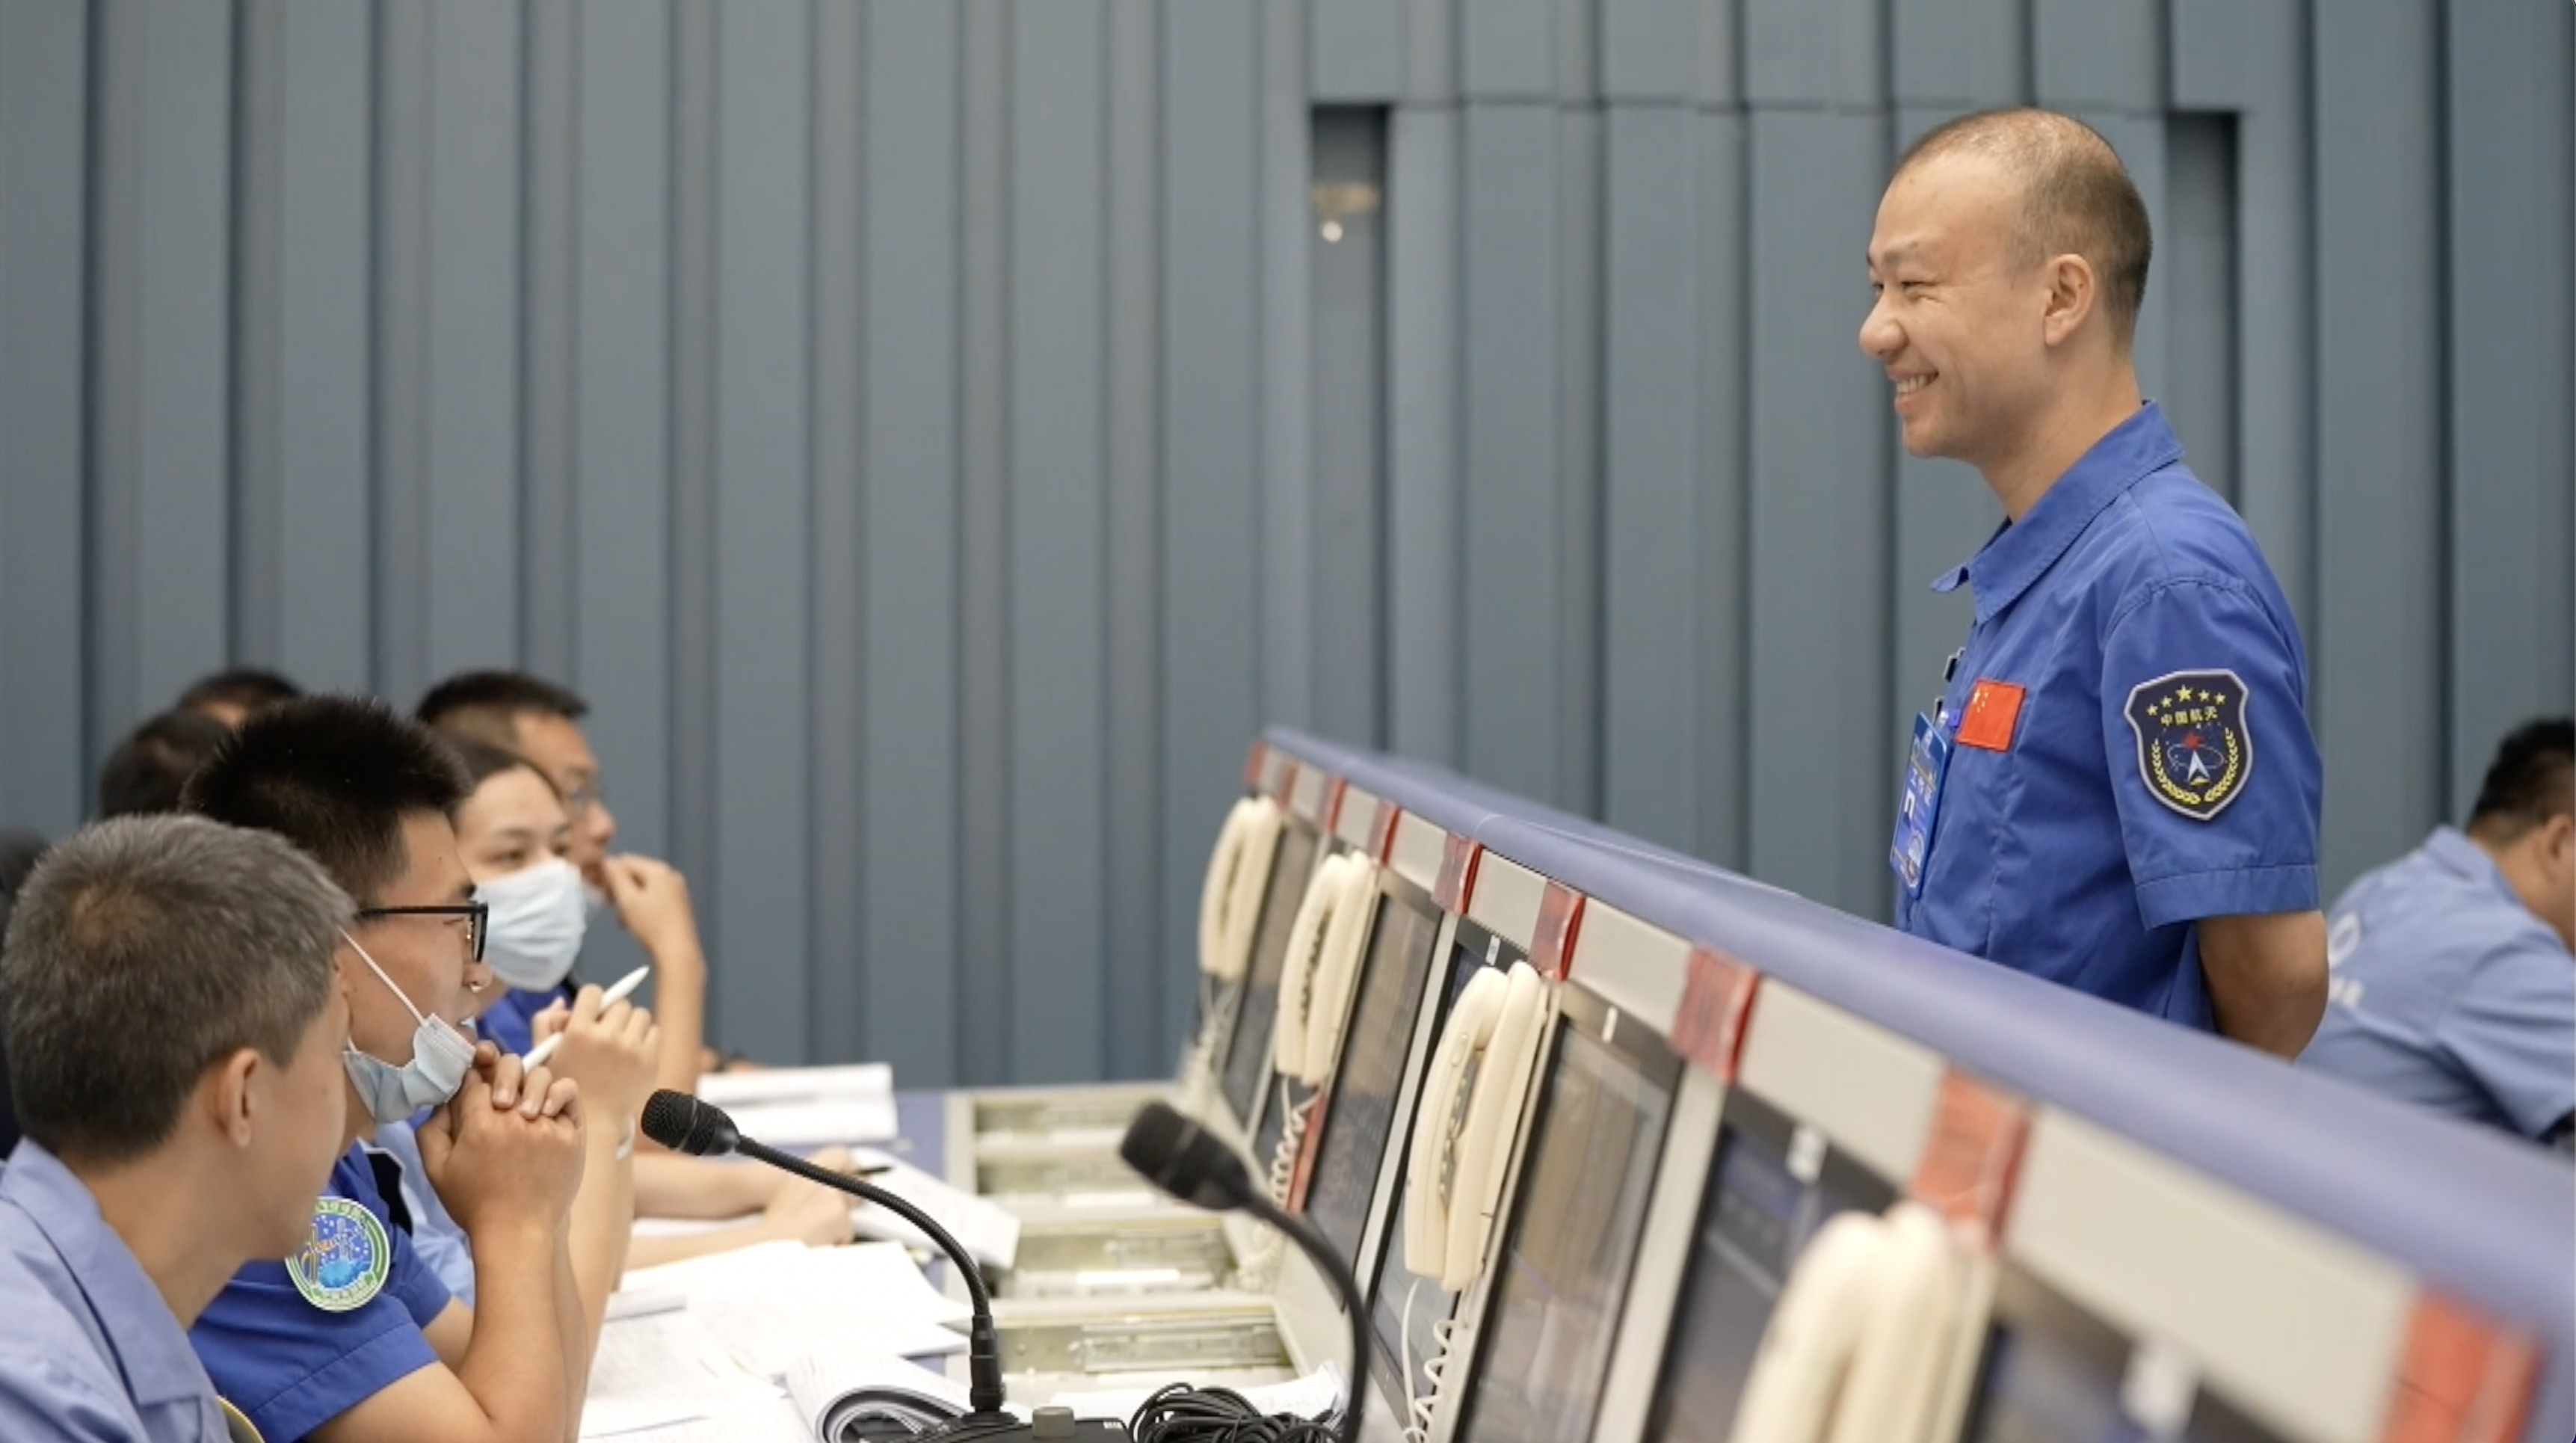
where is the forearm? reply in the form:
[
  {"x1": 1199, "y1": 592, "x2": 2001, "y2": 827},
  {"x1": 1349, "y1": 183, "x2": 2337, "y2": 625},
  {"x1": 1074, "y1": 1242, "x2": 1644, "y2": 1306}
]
[
  {"x1": 644, "y1": 942, "x2": 708, "y2": 1096},
  {"x1": 2201, "y1": 911, "x2": 2328, "y2": 1059},
  {"x1": 632, "y1": 1151, "x2": 774, "y2": 1220},
  {"x1": 564, "y1": 1129, "x2": 635, "y2": 1393},
  {"x1": 552, "y1": 1233, "x2": 586, "y2": 1439},
  {"x1": 457, "y1": 1222, "x2": 575, "y2": 1443}
]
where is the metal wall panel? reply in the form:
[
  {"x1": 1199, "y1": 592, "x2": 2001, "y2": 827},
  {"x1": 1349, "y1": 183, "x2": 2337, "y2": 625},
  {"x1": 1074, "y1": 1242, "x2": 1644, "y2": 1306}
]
[{"x1": 9, "y1": 0, "x2": 2568, "y2": 1084}]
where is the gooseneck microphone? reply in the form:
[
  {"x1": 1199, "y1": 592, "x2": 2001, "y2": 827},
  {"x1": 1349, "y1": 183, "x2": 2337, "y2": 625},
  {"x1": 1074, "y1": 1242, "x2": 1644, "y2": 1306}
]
[
  {"x1": 644, "y1": 1089, "x2": 1083, "y2": 1439},
  {"x1": 1118, "y1": 1101, "x2": 1367, "y2": 1443}
]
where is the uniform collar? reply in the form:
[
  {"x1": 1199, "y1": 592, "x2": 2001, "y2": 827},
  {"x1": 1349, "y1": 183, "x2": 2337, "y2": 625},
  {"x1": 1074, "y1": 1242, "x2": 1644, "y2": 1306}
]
[
  {"x1": 2421, "y1": 825, "x2": 2522, "y2": 908},
  {"x1": 0, "y1": 1142, "x2": 216, "y2": 1408},
  {"x1": 1930, "y1": 403, "x2": 2184, "y2": 623}
]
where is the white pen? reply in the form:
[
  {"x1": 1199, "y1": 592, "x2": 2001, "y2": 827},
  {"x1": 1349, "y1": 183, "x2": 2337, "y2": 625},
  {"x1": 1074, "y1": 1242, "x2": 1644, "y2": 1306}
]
[{"x1": 522, "y1": 964, "x2": 652, "y2": 1068}]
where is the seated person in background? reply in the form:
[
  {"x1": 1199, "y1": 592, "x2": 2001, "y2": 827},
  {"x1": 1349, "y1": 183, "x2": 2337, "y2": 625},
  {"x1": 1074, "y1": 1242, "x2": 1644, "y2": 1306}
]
[
  {"x1": 0, "y1": 814, "x2": 355, "y2": 1441},
  {"x1": 176, "y1": 666, "x2": 303, "y2": 730},
  {"x1": 2301, "y1": 718, "x2": 2575, "y2": 1149},
  {"x1": 0, "y1": 829, "x2": 46, "y2": 1160},
  {"x1": 416, "y1": 739, "x2": 853, "y2": 1282},
  {"x1": 182, "y1": 697, "x2": 656, "y2": 1443},
  {"x1": 419, "y1": 670, "x2": 721, "y2": 1089},
  {"x1": 96, "y1": 709, "x2": 232, "y2": 819}
]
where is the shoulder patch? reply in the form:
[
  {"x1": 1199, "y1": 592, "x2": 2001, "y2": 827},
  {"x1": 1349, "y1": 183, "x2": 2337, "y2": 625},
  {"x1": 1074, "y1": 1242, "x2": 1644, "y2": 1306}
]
[
  {"x1": 2124, "y1": 669, "x2": 2252, "y2": 821},
  {"x1": 286, "y1": 1196, "x2": 391, "y2": 1313}
]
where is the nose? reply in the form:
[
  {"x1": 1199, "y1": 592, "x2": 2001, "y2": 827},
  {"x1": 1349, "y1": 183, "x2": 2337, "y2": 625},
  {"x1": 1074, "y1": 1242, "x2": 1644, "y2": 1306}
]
[
  {"x1": 591, "y1": 797, "x2": 617, "y2": 849},
  {"x1": 1858, "y1": 292, "x2": 1902, "y2": 363}
]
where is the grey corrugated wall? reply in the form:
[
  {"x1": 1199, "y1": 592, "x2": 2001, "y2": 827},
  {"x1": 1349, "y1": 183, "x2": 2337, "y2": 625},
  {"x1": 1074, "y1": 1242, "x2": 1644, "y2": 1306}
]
[{"x1": 0, "y1": 0, "x2": 2567, "y2": 1084}]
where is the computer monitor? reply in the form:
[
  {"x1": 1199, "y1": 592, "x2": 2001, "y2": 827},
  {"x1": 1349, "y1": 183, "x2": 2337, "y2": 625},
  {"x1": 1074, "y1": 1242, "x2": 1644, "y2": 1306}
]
[
  {"x1": 1296, "y1": 874, "x2": 1447, "y2": 1273},
  {"x1": 1640, "y1": 1089, "x2": 1901, "y2": 1442},
  {"x1": 1451, "y1": 984, "x2": 1682, "y2": 1442},
  {"x1": 1961, "y1": 1266, "x2": 2285, "y2": 1443},
  {"x1": 1362, "y1": 921, "x2": 1520, "y2": 1417},
  {"x1": 1217, "y1": 822, "x2": 1322, "y2": 1132}
]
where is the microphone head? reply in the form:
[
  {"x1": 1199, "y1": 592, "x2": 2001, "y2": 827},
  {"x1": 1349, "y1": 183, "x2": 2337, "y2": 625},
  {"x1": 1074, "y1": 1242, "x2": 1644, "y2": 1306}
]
[
  {"x1": 641, "y1": 1089, "x2": 740, "y2": 1157},
  {"x1": 1120, "y1": 1101, "x2": 1256, "y2": 1213}
]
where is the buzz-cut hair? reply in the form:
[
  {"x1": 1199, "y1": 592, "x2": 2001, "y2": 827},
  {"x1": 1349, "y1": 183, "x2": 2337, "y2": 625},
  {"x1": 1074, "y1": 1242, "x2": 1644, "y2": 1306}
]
[
  {"x1": 1897, "y1": 107, "x2": 2153, "y2": 344},
  {"x1": 2468, "y1": 718, "x2": 2575, "y2": 843},
  {"x1": 176, "y1": 666, "x2": 304, "y2": 718},
  {"x1": 96, "y1": 708, "x2": 233, "y2": 819},
  {"x1": 180, "y1": 695, "x2": 472, "y2": 906},
  {"x1": 416, "y1": 670, "x2": 590, "y2": 753},
  {"x1": 2, "y1": 814, "x2": 351, "y2": 1165}
]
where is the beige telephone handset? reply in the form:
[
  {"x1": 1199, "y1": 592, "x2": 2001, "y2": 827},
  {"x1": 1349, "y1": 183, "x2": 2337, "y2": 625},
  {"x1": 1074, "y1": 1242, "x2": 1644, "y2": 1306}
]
[
  {"x1": 1403, "y1": 960, "x2": 1549, "y2": 1292},
  {"x1": 1198, "y1": 796, "x2": 1285, "y2": 984},
  {"x1": 1726, "y1": 1199, "x2": 1965, "y2": 1443},
  {"x1": 1257, "y1": 851, "x2": 1379, "y2": 1203}
]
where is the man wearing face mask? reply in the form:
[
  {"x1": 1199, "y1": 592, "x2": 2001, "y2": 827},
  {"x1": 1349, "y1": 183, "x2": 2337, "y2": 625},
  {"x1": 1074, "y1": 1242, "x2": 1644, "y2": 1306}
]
[
  {"x1": 180, "y1": 698, "x2": 648, "y2": 1443},
  {"x1": 419, "y1": 671, "x2": 719, "y2": 1091}
]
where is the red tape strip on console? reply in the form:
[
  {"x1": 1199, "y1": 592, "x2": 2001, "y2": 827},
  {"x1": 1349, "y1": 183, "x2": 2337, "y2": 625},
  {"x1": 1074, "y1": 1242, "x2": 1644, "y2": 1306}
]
[
  {"x1": 1671, "y1": 947, "x2": 1757, "y2": 1083},
  {"x1": 1532, "y1": 884, "x2": 1587, "y2": 982},
  {"x1": 1905, "y1": 1071, "x2": 2030, "y2": 1249},
  {"x1": 1323, "y1": 777, "x2": 1350, "y2": 834},
  {"x1": 1242, "y1": 741, "x2": 1269, "y2": 791},
  {"x1": 1433, "y1": 834, "x2": 1482, "y2": 914},
  {"x1": 2379, "y1": 1293, "x2": 2539, "y2": 1443},
  {"x1": 1366, "y1": 802, "x2": 1402, "y2": 865}
]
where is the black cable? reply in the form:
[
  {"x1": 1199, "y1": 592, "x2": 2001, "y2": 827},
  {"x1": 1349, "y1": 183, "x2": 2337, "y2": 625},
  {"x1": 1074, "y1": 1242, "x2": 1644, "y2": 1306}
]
[{"x1": 1125, "y1": 1382, "x2": 1341, "y2": 1443}]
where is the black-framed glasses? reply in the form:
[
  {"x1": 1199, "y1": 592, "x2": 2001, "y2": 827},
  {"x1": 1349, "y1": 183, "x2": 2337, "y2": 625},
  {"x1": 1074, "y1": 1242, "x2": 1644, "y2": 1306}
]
[{"x1": 354, "y1": 902, "x2": 488, "y2": 962}]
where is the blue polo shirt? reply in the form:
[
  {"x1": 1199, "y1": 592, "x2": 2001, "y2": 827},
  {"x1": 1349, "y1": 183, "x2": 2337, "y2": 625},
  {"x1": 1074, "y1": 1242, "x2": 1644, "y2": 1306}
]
[
  {"x1": 370, "y1": 1122, "x2": 476, "y2": 1304},
  {"x1": 190, "y1": 1143, "x2": 452, "y2": 1443},
  {"x1": 1895, "y1": 404, "x2": 2322, "y2": 1027},
  {"x1": 2299, "y1": 828, "x2": 2576, "y2": 1139},
  {"x1": 477, "y1": 983, "x2": 571, "y2": 1058},
  {"x1": 0, "y1": 1142, "x2": 230, "y2": 1442}
]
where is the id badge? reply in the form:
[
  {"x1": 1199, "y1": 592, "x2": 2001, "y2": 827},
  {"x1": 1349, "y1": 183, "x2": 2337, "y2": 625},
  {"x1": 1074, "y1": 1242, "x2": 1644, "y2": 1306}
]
[{"x1": 1890, "y1": 713, "x2": 1952, "y2": 895}]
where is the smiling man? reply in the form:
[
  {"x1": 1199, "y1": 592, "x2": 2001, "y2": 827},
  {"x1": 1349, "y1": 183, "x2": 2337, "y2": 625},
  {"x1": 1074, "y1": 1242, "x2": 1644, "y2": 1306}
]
[{"x1": 1864, "y1": 108, "x2": 2326, "y2": 1057}]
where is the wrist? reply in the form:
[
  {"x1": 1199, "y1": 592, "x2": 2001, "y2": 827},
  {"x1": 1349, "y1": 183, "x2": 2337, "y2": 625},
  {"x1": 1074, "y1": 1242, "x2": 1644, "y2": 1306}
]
[{"x1": 463, "y1": 1214, "x2": 561, "y2": 1261}]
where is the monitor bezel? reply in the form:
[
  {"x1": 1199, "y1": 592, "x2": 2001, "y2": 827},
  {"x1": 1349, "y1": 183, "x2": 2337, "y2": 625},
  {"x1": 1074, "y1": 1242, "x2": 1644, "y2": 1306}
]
[
  {"x1": 1210, "y1": 816, "x2": 1328, "y2": 1148},
  {"x1": 1443, "y1": 976, "x2": 1688, "y2": 1443}
]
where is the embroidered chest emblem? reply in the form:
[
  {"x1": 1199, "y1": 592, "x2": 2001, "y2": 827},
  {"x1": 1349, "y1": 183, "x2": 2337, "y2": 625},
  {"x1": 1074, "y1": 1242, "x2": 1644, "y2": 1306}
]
[
  {"x1": 286, "y1": 1196, "x2": 390, "y2": 1313},
  {"x1": 2124, "y1": 670, "x2": 2252, "y2": 820}
]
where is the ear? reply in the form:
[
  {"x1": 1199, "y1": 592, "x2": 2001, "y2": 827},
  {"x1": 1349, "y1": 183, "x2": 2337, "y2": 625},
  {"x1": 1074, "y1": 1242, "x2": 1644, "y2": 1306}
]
[
  {"x1": 206, "y1": 1047, "x2": 264, "y2": 1150},
  {"x1": 2039, "y1": 252, "x2": 2099, "y2": 348},
  {"x1": 2543, "y1": 812, "x2": 2575, "y2": 869}
]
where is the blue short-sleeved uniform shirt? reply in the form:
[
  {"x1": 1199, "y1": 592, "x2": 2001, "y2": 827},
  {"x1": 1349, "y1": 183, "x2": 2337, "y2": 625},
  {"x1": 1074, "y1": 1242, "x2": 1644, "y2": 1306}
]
[
  {"x1": 190, "y1": 1144, "x2": 452, "y2": 1443},
  {"x1": 2299, "y1": 827, "x2": 2576, "y2": 1139},
  {"x1": 477, "y1": 983, "x2": 572, "y2": 1058},
  {"x1": 369, "y1": 1123, "x2": 475, "y2": 1304},
  {"x1": 1894, "y1": 404, "x2": 2323, "y2": 1027},
  {"x1": 0, "y1": 1142, "x2": 231, "y2": 1442}
]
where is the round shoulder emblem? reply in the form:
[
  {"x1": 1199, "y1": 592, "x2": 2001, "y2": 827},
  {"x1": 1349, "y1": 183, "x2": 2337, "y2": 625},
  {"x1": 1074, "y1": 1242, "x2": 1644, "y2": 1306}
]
[{"x1": 286, "y1": 1196, "x2": 389, "y2": 1313}]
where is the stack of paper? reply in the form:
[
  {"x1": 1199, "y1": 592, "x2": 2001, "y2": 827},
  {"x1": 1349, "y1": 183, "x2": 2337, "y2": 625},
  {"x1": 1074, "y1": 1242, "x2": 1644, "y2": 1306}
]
[
  {"x1": 580, "y1": 1308, "x2": 782, "y2": 1439},
  {"x1": 842, "y1": 1148, "x2": 1023, "y2": 1271},
  {"x1": 616, "y1": 1240, "x2": 971, "y2": 1379},
  {"x1": 697, "y1": 1065, "x2": 899, "y2": 1146}
]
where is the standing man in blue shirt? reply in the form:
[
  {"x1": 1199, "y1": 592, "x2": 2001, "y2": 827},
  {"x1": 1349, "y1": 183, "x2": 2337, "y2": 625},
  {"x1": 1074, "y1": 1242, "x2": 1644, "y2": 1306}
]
[
  {"x1": 0, "y1": 813, "x2": 356, "y2": 1440},
  {"x1": 2302, "y1": 719, "x2": 2575, "y2": 1145},
  {"x1": 1865, "y1": 108, "x2": 2328, "y2": 1056}
]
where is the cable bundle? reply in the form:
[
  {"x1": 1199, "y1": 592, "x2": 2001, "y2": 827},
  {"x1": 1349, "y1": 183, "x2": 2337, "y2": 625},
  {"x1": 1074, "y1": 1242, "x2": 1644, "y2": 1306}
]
[{"x1": 1125, "y1": 1383, "x2": 1341, "y2": 1443}]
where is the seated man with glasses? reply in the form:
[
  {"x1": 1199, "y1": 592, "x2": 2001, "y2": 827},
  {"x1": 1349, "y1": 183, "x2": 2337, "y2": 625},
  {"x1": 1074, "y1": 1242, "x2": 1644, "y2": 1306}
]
[
  {"x1": 418, "y1": 671, "x2": 728, "y2": 1090},
  {"x1": 182, "y1": 698, "x2": 658, "y2": 1443}
]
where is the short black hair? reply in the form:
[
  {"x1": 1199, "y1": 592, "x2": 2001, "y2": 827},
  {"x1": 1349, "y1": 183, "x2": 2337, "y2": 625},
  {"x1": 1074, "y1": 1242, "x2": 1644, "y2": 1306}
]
[
  {"x1": 1897, "y1": 107, "x2": 2154, "y2": 344},
  {"x1": 3, "y1": 814, "x2": 349, "y2": 1166},
  {"x1": 416, "y1": 670, "x2": 590, "y2": 752},
  {"x1": 96, "y1": 708, "x2": 232, "y2": 819},
  {"x1": 449, "y1": 736, "x2": 557, "y2": 796},
  {"x1": 176, "y1": 666, "x2": 304, "y2": 718},
  {"x1": 180, "y1": 695, "x2": 472, "y2": 905},
  {"x1": 0, "y1": 831, "x2": 46, "y2": 938},
  {"x1": 2468, "y1": 718, "x2": 2575, "y2": 842}
]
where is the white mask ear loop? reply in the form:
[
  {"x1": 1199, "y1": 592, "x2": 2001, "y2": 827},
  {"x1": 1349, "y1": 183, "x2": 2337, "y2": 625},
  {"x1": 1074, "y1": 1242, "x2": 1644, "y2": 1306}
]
[{"x1": 342, "y1": 929, "x2": 432, "y2": 1028}]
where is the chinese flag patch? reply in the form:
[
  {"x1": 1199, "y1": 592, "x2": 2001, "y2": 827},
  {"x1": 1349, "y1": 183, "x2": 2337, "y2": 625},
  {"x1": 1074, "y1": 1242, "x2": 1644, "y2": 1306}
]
[{"x1": 1956, "y1": 680, "x2": 2025, "y2": 752}]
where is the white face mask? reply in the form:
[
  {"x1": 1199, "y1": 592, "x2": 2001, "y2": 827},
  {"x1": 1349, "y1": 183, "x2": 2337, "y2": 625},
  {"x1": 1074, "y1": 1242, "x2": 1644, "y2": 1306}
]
[
  {"x1": 480, "y1": 857, "x2": 589, "y2": 993},
  {"x1": 582, "y1": 880, "x2": 611, "y2": 921},
  {"x1": 341, "y1": 932, "x2": 478, "y2": 1125}
]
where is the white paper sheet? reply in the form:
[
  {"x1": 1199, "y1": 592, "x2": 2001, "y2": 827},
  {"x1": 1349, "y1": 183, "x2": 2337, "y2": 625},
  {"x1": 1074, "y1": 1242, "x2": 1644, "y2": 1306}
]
[
  {"x1": 581, "y1": 1309, "x2": 781, "y2": 1439},
  {"x1": 614, "y1": 1240, "x2": 970, "y2": 1383},
  {"x1": 786, "y1": 1348, "x2": 971, "y2": 1439},
  {"x1": 844, "y1": 1149, "x2": 1022, "y2": 1270},
  {"x1": 695, "y1": 1064, "x2": 896, "y2": 1110},
  {"x1": 597, "y1": 1396, "x2": 811, "y2": 1443},
  {"x1": 721, "y1": 1098, "x2": 900, "y2": 1148}
]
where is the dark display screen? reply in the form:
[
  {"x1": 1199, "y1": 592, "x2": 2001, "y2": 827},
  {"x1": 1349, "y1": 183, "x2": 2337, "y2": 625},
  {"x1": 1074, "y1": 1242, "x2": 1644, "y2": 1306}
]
[
  {"x1": 1218, "y1": 825, "x2": 1319, "y2": 1129},
  {"x1": 1643, "y1": 1096, "x2": 1898, "y2": 1442},
  {"x1": 1302, "y1": 892, "x2": 1444, "y2": 1270},
  {"x1": 1455, "y1": 1015, "x2": 1676, "y2": 1442}
]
